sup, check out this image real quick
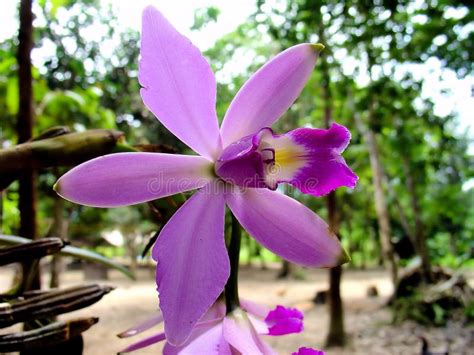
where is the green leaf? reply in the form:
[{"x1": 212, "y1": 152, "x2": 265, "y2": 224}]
[
  {"x1": 51, "y1": 0, "x2": 69, "y2": 17},
  {"x1": 98, "y1": 108, "x2": 116, "y2": 129},
  {"x1": 0, "y1": 234, "x2": 134, "y2": 280},
  {"x1": 6, "y1": 78, "x2": 18, "y2": 115}
]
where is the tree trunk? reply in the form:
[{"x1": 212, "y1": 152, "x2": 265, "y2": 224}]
[
  {"x1": 49, "y1": 254, "x2": 61, "y2": 288},
  {"x1": 50, "y1": 181, "x2": 67, "y2": 288},
  {"x1": 17, "y1": 0, "x2": 40, "y2": 292},
  {"x1": 354, "y1": 105, "x2": 398, "y2": 288},
  {"x1": 325, "y1": 194, "x2": 346, "y2": 347},
  {"x1": 254, "y1": 242, "x2": 266, "y2": 270},
  {"x1": 124, "y1": 234, "x2": 138, "y2": 278},
  {"x1": 277, "y1": 260, "x2": 293, "y2": 279},
  {"x1": 401, "y1": 156, "x2": 431, "y2": 281},
  {"x1": 384, "y1": 174, "x2": 416, "y2": 247},
  {"x1": 0, "y1": 133, "x2": 3, "y2": 233},
  {"x1": 0, "y1": 190, "x2": 3, "y2": 233}
]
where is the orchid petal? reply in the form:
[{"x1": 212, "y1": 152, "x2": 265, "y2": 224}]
[
  {"x1": 217, "y1": 334, "x2": 233, "y2": 355},
  {"x1": 220, "y1": 43, "x2": 323, "y2": 147},
  {"x1": 117, "y1": 311, "x2": 164, "y2": 338},
  {"x1": 240, "y1": 299, "x2": 270, "y2": 319},
  {"x1": 140, "y1": 6, "x2": 221, "y2": 159},
  {"x1": 247, "y1": 314, "x2": 270, "y2": 335},
  {"x1": 164, "y1": 303, "x2": 228, "y2": 355},
  {"x1": 265, "y1": 305, "x2": 303, "y2": 336},
  {"x1": 223, "y1": 310, "x2": 277, "y2": 355},
  {"x1": 164, "y1": 323, "x2": 224, "y2": 355},
  {"x1": 226, "y1": 188, "x2": 349, "y2": 267},
  {"x1": 118, "y1": 332, "x2": 166, "y2": 354},
  {"x1": 152, "y1": 184, "x2": 230, "y2": 346},
  {"x1": 292, "y1": 347, "x2": 325, "y2": 355},
  {"x1": 198, "y1": 301, "x2": 226, "y2": 323},
  {"x1": 287, "y1": 123, "x2": 358, "y2": 196},
  {"x1": 55, "y1": 153, "x2": 213, "y2": 208},
  {"x1": 215, "y1": 134, "x2": 266, "y2": 188}
]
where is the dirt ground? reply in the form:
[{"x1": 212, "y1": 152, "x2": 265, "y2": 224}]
[{"x1": 1, "y1": 265, "x2": 472, "y2": 354}]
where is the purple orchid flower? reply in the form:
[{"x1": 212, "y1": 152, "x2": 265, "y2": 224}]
[
  {"x1": 118, "y1": 301, "x2": 307, "y2": 354},
  {"x1": 293, "y1": 347, "x2": 325, "y2": 355},
  {"x1": 55, "y1": 6, "x2": 358, "y2": 346}
]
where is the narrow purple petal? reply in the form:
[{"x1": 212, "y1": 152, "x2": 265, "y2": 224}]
[
  {"x1": 223, "y1": 310, "x2": 277, "y2": 355},
  {"x1": 117, "y1": 311, "x2": 164, "y2": 338},
  {"x1": 118, "y1": 332, "x2": 166, "y2": 353},
  {"x1": 264, "y1": 305, "x2": 303, "y2": 336},
  {"x1": 292, "y1": 347, "x2": 325, "y2": 355},
  {"x1": 163, "y1": 303, "x2": 228, "y2": 355},
  {"x1": 287, "y1": 123, "x2": 358, "y2": 196},
  {"x1": 198, "y1": 301, "x2": 226, "y2": 323},
  {"x1": 164, "y1": 323, "x2": 224, "y2": 355},
  {"x1": 140, "y1": 6, "x2": 221, "y2": 159},
  {"x1": 220, "y1": 44, "x2": 323, "y2": 147},
  {"x1": 226, "y1": 188, "x2": 349, "y2": 267},
  {"x1": 152, "y1": 184, "x2": 230, "y2": 346},
  {"x1": 247, "y1": 314, "x2": 269, "y2": 335},
  {"x1": 240, "y1": 299, "x2": 270, "y2": 319},
  {"x1": 55, "y1": 153, "x2": 213, "y2": 207},
  {"x1": 217, "y1": 334, "x2": 233, "y2": 355}
]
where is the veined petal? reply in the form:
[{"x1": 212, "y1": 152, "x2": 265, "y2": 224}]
[
  {"x1": 55, "y1": 153, "x2": 213, "y2": 208},
  {"x1": 226, "y1": 188, "x2": 349, "y2": 267},
  {"x1": 152, "y1": 184, "x2": 230, "y2": 346},
  {"x1": 140, "y1": 6, "x2": 221, "y2": 159},
  {"x1": 220, "y1": 43, "x2": 323, "y2": 147},
  {"x1": 118, "y1": 331, "x2": 166, "y2": 354}
]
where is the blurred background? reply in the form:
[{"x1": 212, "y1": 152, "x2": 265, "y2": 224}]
[{"x1": 0, "y1": 0, "x2": 473, "y2": 354}]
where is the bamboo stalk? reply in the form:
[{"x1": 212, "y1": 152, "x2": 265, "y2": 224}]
[
  {"x1": 0, "y1": 238, "x2": 66, "y2": 266},
  {"x1": 0, "y1": 284, "x2": 113, "y2": 328},
  {"x1": 0, "y1": 129, "x2": 124, "y2": 175},
  {"x1": 0, "y1": 317, "x2": 98, "y2": 352}
]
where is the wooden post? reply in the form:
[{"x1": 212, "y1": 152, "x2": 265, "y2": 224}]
[{"x1": 17, "y1": 0, "x2": 40, "y2": 292}]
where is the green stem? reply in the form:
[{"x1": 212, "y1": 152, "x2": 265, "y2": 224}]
[{"x1": 225, "y1": 213, "x2": 241, "y2": 314}]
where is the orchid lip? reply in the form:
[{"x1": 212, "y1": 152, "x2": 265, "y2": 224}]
[{"x1": 215, "y1": 123, "x2": 358, "y2": 196}]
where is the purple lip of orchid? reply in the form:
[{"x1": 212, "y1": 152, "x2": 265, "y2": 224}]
[
  {"x1": 293, "y1": 347, "x2": 326, "y2": 355},
  {"x1": 118, "y1": 301, "x2": 307, "y2": 354},
  {"x1": 215, "y1": 123, "x2": 357, "y2": 194},
  {"x1": 54, "y1": 5, "x2": 358, "y2": 347}
]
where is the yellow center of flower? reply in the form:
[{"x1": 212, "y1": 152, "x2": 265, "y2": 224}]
[{"x1": 258, "y1": 132, "x2": 306, "y2": 189}]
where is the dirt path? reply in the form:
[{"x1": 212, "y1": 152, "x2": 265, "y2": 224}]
[{"x1": 1, "y1": 266, "x2": 472, "y2": 354}]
